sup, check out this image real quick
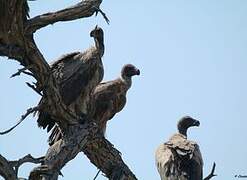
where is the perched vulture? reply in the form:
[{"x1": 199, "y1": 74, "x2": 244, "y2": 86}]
[
  {"x1": 48, "y1": 64, "x2": 140, "y2": 145},
  {"x1": 91, "y1": 64, "x2": 140, "y2": 134},
  {"x1": 155, "y1": 116, "x2": 203, "y2": 180},
  {"x1": 37, "y1": 26, "x2": 105, "y2": 132}
]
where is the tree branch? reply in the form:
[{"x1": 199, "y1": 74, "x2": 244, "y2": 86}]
[
  {"x1": 10, "y1": 65, "x2": 34, "y2": 78},
  {"x1": 0, "y1": 154, "x2": 44, "y2": 180},
  {"x1": 0, "y1": 106, "x2": 39, "y2": 135},
  {"x1": 29, "y1": 123, "x2": 137, "y2": 180},
  {"x1": 83, "y1": 135, "x2": 138, "y2": 180},
  {"x1": 204, "y1": 162, "x2": 217, "y2": 180},
  {"x1": 0, "y1": 43, "x2": 25, "y2": 62},
  {"x1": 10, "y1": 154, "x2": 44, "y2": 176},
  {"x1": 25, "y1": 0, "x2": 103, "y2": 34},
  {"x1": 0, "y1": 154, "x2": 17, "y2": 180}
]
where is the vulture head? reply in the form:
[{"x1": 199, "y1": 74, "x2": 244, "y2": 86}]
[
  {"x1": 177, "y1": 116, "x2": 200, "y2": 137},
  {"x1": 90, "y1": 25, "x2": 104, "y2": 39},
  {"x1": 121, "y1": 64, "x2": 140, "y2": 79}
]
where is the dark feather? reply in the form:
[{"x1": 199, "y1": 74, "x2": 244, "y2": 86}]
[
  {"x1": 37, "y1": 26, "x2": 105, "y2": 134},
  {"x1": 48, "y1": 78, "x2": 128, "y2": 145}
]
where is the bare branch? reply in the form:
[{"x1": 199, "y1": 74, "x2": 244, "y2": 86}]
[
  {"x1": 26, "y1": 82, "x2": 43, "y2": 96},
  {"x1": 94, "y1": 6, "x2": 110, "y2": 24},
  {"x1": 25, "y1": 0, "x2": 103, "y2": 34},
  {"x1": 10, "y1": 65, "x2": 34, "y2": 78},
  {"x1": 83, "y1": 136, "x2": 138, "y2": 180},
  {"x1": 10, "y1": 154, "x2": 44, "y2": 168},
  {"x1": 93, "y1": 170, "x2": 101, "y2": 180},
  {"x1": 0, "y1": 154, "x2": 17, "y2": 180},
  {"x1": 0, "y1": 43, "x2": 25, "y2": 62},
  {"x1": 204, "y1": 162, "x2": 217, "y2": 180},
  {"x1": 0, "y1": 106, "x2": 39, "y2": 135},
  {"x1": 28, "y1": 123, "x2": 137, "y2": 180},
  {"x1": 10, "y1": 154, "x2": 44, "y2": 176},
  {"x1": 0, "y1": 154, "x2": 43, "y2": 180}
]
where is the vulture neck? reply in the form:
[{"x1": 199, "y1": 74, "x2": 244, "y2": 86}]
[
  {"x1": 94, "y1": 36, "x2": 104, "y2": 58},
  {"x1": 178, "y1": 127, "x2": 188, "y2": 137},
  {"x1": 121, "y1": 75, "x2": 132, "y2": 89}
]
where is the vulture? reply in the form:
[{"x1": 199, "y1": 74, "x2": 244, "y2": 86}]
[
  {"x1": 37, "y1": 25, "x2": 105, "y2": 132},
  {"x1": 91, "y1": 64, "x2": 140, "y2": 134},
  {"x1": 155, "y1": 116, "x2": 203, "y2": 180},
  {"x1": 48, "y1": 64, "x2": 140, "y2": 145}
]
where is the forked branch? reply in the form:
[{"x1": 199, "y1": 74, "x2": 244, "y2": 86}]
[
  {"x1": 25, "y1": 0, "x2": 104, "y2": 34},
  {"x1": 204, "y1": 162, "x2": 217, "y2": 180},
  {"x1": 0, "y1": 154, "x2": 44, "y2": 180}
]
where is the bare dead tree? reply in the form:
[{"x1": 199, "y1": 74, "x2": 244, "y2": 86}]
[{"x1": 0, "y1": 0, "x2": 137, "y2": 179}]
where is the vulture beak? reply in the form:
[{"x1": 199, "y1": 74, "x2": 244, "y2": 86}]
[
  {"x1": 135, "y1": 69, "x2": 140, "y2": 75},
  {"x1": 193, "y1": 120, "x2": 200, "y2": 127}
]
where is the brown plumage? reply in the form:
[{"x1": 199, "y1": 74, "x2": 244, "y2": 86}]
[
  {"x1": 48, "y1": 64, "x2": 140, "y2": 145},
  {"x1": 155, "y1": 116, "x2": 203, "y2": 180},
  {"x1": 37, "y1": 26, "x2": 105, "y2": 132},
  {"x1": 91, "y1": 64, "x2": 140, "y2": 134}
]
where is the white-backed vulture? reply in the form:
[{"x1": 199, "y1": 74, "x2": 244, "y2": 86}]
[
  {"x1": 91, "y1": 64, "x2": 140, "y2": 134},
  {"x1": 37, "y1": 26, "x2": 105, "y2": 132},
  {"x1": 48, "y1": 64, "x2": 140, "y2": 145},
  {"x1": 155, "y1": 116, "x2": 203, "y2": 180}
]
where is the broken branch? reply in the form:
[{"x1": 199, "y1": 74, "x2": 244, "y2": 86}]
[
  {"x1": 0, "y1": 106, "x2": 39, "y2": 135},
  {"x1": 10, "y1": 65, "x2": 34, "y2": 78},
  {"x1": 94, "y1": 6, "x2": 110, "y2": 24},
  {"x1": 26, "y1": 82, "x2": 43, "y2": 96}
]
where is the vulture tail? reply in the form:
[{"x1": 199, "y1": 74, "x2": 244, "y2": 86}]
[
  {"x1": 48, "y1": 125, "x2": 62, "y2": 146},
  {"x1": 37, "y1": 111, "x2": 55, "y2": 132}
]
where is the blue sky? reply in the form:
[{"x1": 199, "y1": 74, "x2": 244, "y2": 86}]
[{"x1": 1, "y1": 0, "x2": 247, "y2": 179}]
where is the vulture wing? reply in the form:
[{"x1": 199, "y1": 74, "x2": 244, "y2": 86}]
[
  {"x1": 92, "y1": 79, "x2": 125, "y2": 134},
  {"x1": 38, "y1": 48, "x2": 103, "y2": 131},
  {"x1": 51, "y1": 50, "x2": 102, "y2": 105},
  {"x1": 89, "y1": 78, "x2": 127, "y2": 135},
  {"x1": 155, "y1": 134, "x2": 203, "y2": 180},
  {"x1": 92, "y1": 79, "x2": 127, "y2": 120}
]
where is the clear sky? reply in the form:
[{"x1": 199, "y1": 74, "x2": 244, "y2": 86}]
[{"x1": 1, "y1": 0, "x2": 247, "y2": 179}]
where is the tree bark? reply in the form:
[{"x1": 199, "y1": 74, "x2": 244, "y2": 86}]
[
  {"x1": 0, "y1": 154, "x2": 44, "y2": 180},
  {"x1": 0, "y1": 154, "x2": 17, "y2": 180},
  {"x1": 0, "y1": 0, "x2": 137, "y2": 179}
]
